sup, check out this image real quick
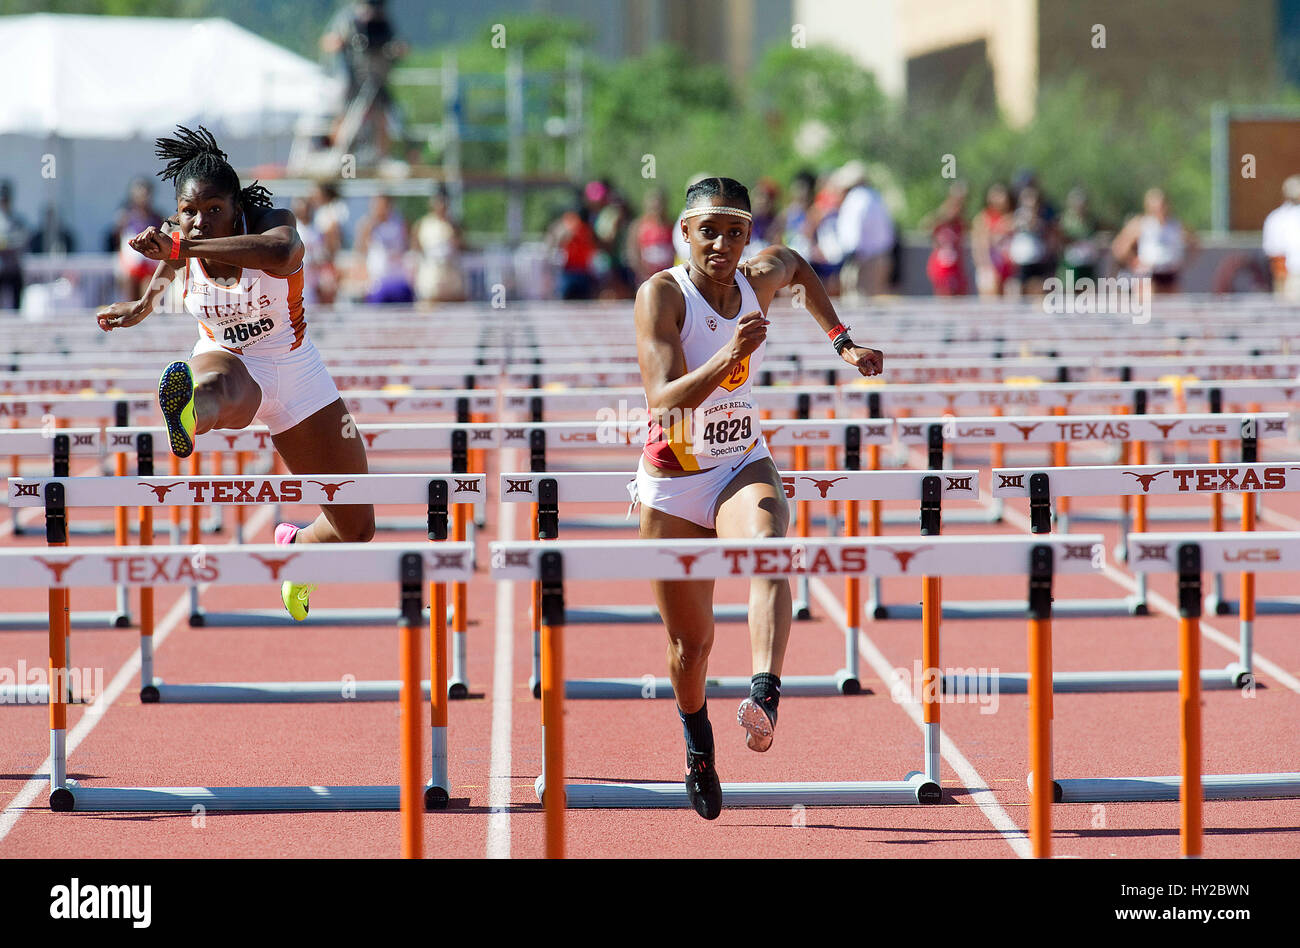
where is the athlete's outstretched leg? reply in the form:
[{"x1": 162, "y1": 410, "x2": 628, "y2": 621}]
[
  {"x1": 641, "y1": 502, "x2": 722, "y2": 818},
  {"x1": 714, "y1": 457, "x2": 791, "y2": 752},
  {"x1": 271, "y1": 398, "x2": 374, "y2": 544},
  {"x1": 158, "y1": 351, "x2": 262, "y2": 458}
]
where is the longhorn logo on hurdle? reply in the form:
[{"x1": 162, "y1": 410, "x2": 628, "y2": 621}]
[
  {"x1": 251, "y1": 553, "x2": 299, "y2": 580},
  {"x1": 945, "y1": 476, "x2": 974, "y2": 491},
  {"x1": 34, "y1": 557, "x2": 82, "y2": 582},
  {"x1": 382, "y1": 399, "x2": 400, "y2": 414},
  {"x1": 453, "y1": 479, "x2": 480, "y2": 494},
  {"x1": 801, "y1": 476, "x2": 847, "y2": 498},
  {"x1": 882, "y1": 547, "x2": 930, "y2": 573},
  {"x1": 139, "y1": 482, "x2": 185, "y2": 502},
  {"x1": 1011, "y1": 422, "x2": 1042, "y2": 441},
  {"x1": 1151, "y1": 421, "x2": 1181, "y2": 438},
  {"x1": 1124, "y1": 470, "x2": 1169, "y2": 492},
  {"x1": 308, "y1": 480, "x2": 356, "y2": 501},
  {"x1": 362, "y1": 432, "x2": 381, "y2": 448},
  {"x1": 222, "y1": 435, "x2": 241, "y2": 450},
  {"x1": 505, "y1": 479, "x2": 534, "y2": 494},
  {"x1": 661, "y1": 550, "x2": 705, "y2": 576}
]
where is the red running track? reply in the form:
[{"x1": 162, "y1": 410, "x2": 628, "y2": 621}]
[{"x1": 1, "y1": 445, "x2": 1298, "y2": 858}]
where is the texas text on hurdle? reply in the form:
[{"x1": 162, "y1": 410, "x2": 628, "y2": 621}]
[
  {"x1": 489, "y1": 535, "x2": 1103, "y2": 858},
  {"x1": 993, "y1": 460, "x2": 1300, "y2": 691},
  {"x1": 498, "y1": 469, "x2": 980, "y2": 700},
  {"x1": 8, "y1": 474, "x2": 483, "y2": 705},
  {"x1": 0, "y1": 542, "x2": 472, "y2": 815},
  {"x1": 1041, "y1": 531, "x2": 1300, "y2": 857}
]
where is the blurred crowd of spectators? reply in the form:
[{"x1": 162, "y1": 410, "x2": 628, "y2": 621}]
[{"x1": 10, "y1": 163, "x2": 1300, "y2": 311}]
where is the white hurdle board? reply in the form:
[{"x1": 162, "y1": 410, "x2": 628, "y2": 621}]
[
  {"x1": 1048, "y1": 530, "x2": 1300, "y2": 805},
  {"x1": 8, "y1": 474, "x2": 485, "y2": 702},
  {"x1": 498, "y1": 470, "x2": 980, "y2": 700},
  {"x1": 895, "y1": 413, "x2": 1288, "y2": 446},
  {"x1": 491, "y1": 534, "x2": 1103, "y2": 809},
  {"x1": 1, "y1": 541, "x2": 473, "y2": 813},
  {"x1": 992, "y1": 462, "x2": 1300, "y2": 686}
]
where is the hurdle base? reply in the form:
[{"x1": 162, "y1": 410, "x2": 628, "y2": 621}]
[
  {"x1": 0, "y1": 611, "x2": 126, "y2": 631},
  {"x1": 942, "y1": 664, "x2": 1246, "y2": 695},
  {"x1": 871, "y1": 597, "x2": 1139, "y2": 621},
  {"x1": 53, "y1": 778, "x2": 402, "y2": 811},
  {"x1": 145, "y1": 678, "x2": 437, "y2": 703},
  {"x1": 1052, "y1": 772, "x2": 1300, "y2": 803},
  {"x1": 563, "y1": 673, "x2": 866, "y2": 700},
  {"x1": 564, "y1": 603, "x2": 755, "y2": 624},
  {"x1": 544, "y1": 771, "x2": 940, "y2": 808},
  {"x1": 187, "y1": 607, "x2": 444, "y2": 628},
  {"x1": 448, "y1": 679, "x2": 469, "y2": 700},
  {"x1": 0, "y1": 685, "x2": 89, "y2": 706},
  {"x1": 1202, "y1": 596, "x2": 1300, "y2": 617},
  {"x1": 424, "y1": 781, "x2": 450, "y2": 810}
]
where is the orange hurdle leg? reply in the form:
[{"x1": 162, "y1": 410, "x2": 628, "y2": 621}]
[
  {"x1": 793, "y1": 444, "x2": 810, "y2": 618},
  {"x1": 921, "y1": 574, "x2": 941, "y2": 783},
  {"x1": 429, "y1": 580, "x2": 450, "y2": 806},
  {"x1": 448, "y1": 503, "x2": 469, "y2": 697},
  {"x1": 1179, "y1": 613, "x2": 1203, "y2": 858},
  {"x1": 1028, "y1": 613, "x2": 1053, "y2": 858},
  {"x1": 541, "y1": 615, "x2": 565, "y2": 858},
  {"x1": 399, "y1": 604, "x2": 422, "y2": 858}
]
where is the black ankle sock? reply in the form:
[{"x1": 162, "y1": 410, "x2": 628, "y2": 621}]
[
  {"x1": 750, "y1": 672, "x2": 781, "y2": 720},
  {"x1": 678, "y1": 703, "x2": 714, "y2": 756}
]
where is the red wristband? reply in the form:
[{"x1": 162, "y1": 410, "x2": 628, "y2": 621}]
[
  {"x1": 827, "y1": 323, "x2": 848, "y2": 340},
  {"x1": 169, "y1": 231, "x2": 182, "y2": 260}
]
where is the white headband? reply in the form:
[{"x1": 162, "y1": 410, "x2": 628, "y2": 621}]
[{"x1": 681, "y1": 205, "x2": 753, "y2": 222}]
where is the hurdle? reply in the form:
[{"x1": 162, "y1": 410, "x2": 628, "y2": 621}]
[
  {"x1": 500, "y1": 466, "x2": 978, "y2": 699},
  {"x1": 505, "y1": 419, "x2": 896, "y2": 623},
  {"x1": 7, "y1": 473, "x2": 483, "y2": 703},
  {"x1": 1046, "y1": 532, "x2": 1300, "y2": 854},
  {"x1": 0, "y1": 541, "x2": 470, "y2": 820},
  {"x1": 994, "y1": 458, "x2": 1300, "y2": 691},
  {"x1": 876, "y1": 412, "x2": 1288, "y2": 622},
  {"x1": 490, "y1": 534, "x2": 1102, "y2": 854}
]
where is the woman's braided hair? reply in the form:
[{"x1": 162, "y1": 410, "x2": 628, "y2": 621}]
[{"x1": 154, "y1": 124, "x2": 273, "y2": 210}]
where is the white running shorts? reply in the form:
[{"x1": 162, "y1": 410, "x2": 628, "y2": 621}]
[
  {"x1": 191, "y1": 334, "x2": 341, "y2": 436},
  {"x1": 633, "y1": 440, "x2": 773, "y2": 530}
]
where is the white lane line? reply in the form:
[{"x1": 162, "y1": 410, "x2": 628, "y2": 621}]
[
  {"x1": 486, "y1": 445, "x2": 515, "y2": 859},
  {"x1": 808, "y1": 578, "x2": 1033, "y2": 859},
  {"x1": 999, "y1": 504, "x2": 1300, "y2": 695},
  {"x1": 0, "y1": 505, "x2": 273, "y2": 846}
]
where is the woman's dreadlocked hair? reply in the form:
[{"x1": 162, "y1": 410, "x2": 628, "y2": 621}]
[{"x1": 154, "y1": 124, "x2": 274, "y2": 211}]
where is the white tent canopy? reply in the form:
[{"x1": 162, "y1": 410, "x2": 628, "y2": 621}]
[{"x1": 0, "y1": 13, "x2": 341, "y2": 138}]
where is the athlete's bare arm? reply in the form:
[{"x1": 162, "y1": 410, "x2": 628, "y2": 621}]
[
  {"x1": 134, "y1": 207, "x2": 305, "y2": 278},
  {"x1": 96, "y1": 226, "x2": 184, "y2": 331},
  {"x1": 635, "y1": 271, "x2": 767, "y2": 423},
  {"x1": 742, "y1": 245, "x2": 883, "y2": 377}
]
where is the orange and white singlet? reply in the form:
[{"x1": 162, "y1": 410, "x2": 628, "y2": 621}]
[
  {"x1": 642, "y1": 264, "x2": 767, "y2": 472},
  {"x1": 183, "y1": 258, "x2": 307, "y2": 356}
]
